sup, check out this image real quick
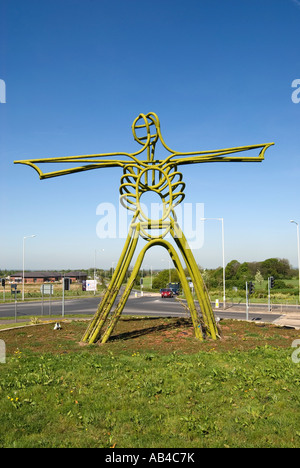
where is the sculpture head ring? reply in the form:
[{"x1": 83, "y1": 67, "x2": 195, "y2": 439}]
[
  {"x1": 132, "y1": 113, "x2": 160, "y2": 146},
  {"x1": 136, "y1": 166, "x2": 173, "y2": 223}
]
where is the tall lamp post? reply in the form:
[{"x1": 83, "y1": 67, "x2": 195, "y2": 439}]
[
  {"x1": 161, "y1": 258, "x2": 171, "y2": 285},
  {"x1": 290, "y1": 220, "x2": 300, "y2": 304},
  {"x1": 94, "y1": 249, "x2": 104, "y2": 296},
  {"x1": 22, "y1": 235, "x2": 36, "y2": 301},
  {"x1": 201, "y1": 218, "x2": 225, "y2": 309}
]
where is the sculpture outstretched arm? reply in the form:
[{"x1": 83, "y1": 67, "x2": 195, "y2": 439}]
[
  {"x1": 14, "y1": 112, "x2": 274, "y2": 180},
  {"x1": 162, "y1": 142, "x2": 274, "y2": 168},
  {"x1": 14, "y1": 151, "x2": 144, "y2": 180}
]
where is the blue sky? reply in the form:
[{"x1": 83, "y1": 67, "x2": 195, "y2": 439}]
[{"x1": 0, "y1": 0, "x2": 300, "y2": 271}]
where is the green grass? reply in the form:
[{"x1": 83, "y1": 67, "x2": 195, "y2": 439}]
[{"x1": 0, "y1": 319, "x2": 299, "y2": 448}]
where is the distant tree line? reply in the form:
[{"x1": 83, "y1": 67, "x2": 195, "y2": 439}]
[
  {"x1": 1, "y1": 259, "x2": 298, "y2": 294},
  {"x1": 150, "y1": 258, "x2": 298, "y2": 291},
  {"x1": 204, "y1": 258, "x2": 297, "y2": 290}
]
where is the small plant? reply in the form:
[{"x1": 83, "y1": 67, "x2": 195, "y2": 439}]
[{"x1": 30, "y1": 316, "x2": 40, "y2": 325}]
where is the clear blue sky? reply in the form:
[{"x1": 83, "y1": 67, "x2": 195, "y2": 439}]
[{"x1": 0, "y1": 0, "x2": 299, "y2": 271}]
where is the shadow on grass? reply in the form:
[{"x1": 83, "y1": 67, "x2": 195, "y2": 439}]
[{"x1": 110, "y1": 317, "x2": 192, "y2": 342}]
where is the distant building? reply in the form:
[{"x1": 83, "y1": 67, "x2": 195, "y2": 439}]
[{"x1": 9, "y1": 271, "x2": 87, "y2": 284}]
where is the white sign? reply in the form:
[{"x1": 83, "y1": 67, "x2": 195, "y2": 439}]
[
  {"x1": 41, "y1": 284, "x2": 53, "y2": 295},
  {"x1": 86, "y1": 280, "x2": 97, "y2": 291}
]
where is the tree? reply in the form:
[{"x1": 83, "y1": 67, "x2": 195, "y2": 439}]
[
  {"x1": 225, "y1": 260, "x2": 240, "y2": 279},
  {"x1": 152, "y1": 269, "x2": 180, "y2": 289},
  {"x1": 255, "y1": 270, "x2": 264, "y2": 287},
  {"x1": 260, "y1": 258, "x2": 291, "y2": 279},
  {"x1": 236, "y1": 262, "x2": 251, "y2": 281}
]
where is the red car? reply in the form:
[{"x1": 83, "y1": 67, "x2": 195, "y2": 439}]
[{"x1": 161, "y1": 288, "x2": 174, "y2": 298}]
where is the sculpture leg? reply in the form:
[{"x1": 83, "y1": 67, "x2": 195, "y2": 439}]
[
  {"x1": 82, "y1": 221, "x2": 217, "y2": 344},
  {"x1": 99, "y1": 238, "x2": 204, "y2": 343},
  {"x1": 171, "y1": 221, "x2": 218, "y2": 340},
  {"x1": 81, "y1": 222, "x2": 140, "y2": 343},
  {"x1": 165, "y1": 242, "x2": 204, "y2": 341}
]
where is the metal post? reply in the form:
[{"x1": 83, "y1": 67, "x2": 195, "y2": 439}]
[
  {"x1": 49, "y1": 285, "x2": 52, "y2": 316},
  {"x1": 201, "y1": 218, "x2": 226, "y2": 309},
  {"x1": 94, "y1": 250, "x2": 96, "y2": 296},
  {"x1": 22, "y1": 237, "x2": 25, "y2": 302},
  {"x1": 22, "y1": 235, "x2": 36, "y2": 301},
  {"x1": 268, "y1": 277, "x2": 271, "y2": 312},
  {"x1": 41, "y1": 285, "x2": 44, "y2": 316},
  {"x1": 221, "y1": 218, "x2": 225, "y2": 310},
  {"x1": 297, "y1": 224, "x2": 300, "y2": 305},
  {"x1": 62, "y1": 277, "x2": 65, "y2": 318},
  {"x1": 246, "y1": 281, "x2": 249, "y2": 321},
  {"x1": 14, "y1": 290, "x2": 17, "y2": 323},
  {"x1": 290, "y1": 221, "x2": 300, "y2": 305}
]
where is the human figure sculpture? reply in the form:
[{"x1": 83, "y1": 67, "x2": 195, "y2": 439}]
[{"x1": 15, "y1": 112, "x2": 273, "y2": 343}]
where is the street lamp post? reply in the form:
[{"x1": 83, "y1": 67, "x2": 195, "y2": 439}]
[
  {"x1": 94, "y1": 249, "x2": 104, "y2": 295},
  {"x1": 144, "y1": 264, "x2": 153, "y2": 289},
  {"x1": 111, "y1": 261, "x2": 117, "y2": 276},
  {"x1": 161, "y1": 258, "x2": 172, "y2": 286},
  {"x1": 290, "y1": 220, "x2": 300, "y2": 304},
  {"x1": 22, "y1": 235, "x2": 37, "y2": 301},
  {"x1": 201, "y1": 218, "x2": 226, "y2": 309}
]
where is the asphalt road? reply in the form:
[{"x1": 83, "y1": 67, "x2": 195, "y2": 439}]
[{"x1": 0, "y1": 295, "x2": 283, "y2": 325}]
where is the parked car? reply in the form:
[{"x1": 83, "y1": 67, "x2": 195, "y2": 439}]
[
  {"x1": 168, "y1": 282, "x2": 180, "y2": 295},
  {"x1": 160, "y1": 288, "x2": 174, "y2": 298}
]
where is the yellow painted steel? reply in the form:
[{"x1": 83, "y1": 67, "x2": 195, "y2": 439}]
[
  {"x1": 14, "y1": 112, "x2": 274, "y2": 344},
  {"x1": 100, "y1": 237, "x2": 204, "y2": 344}
]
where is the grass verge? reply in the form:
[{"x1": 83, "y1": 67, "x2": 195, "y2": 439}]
[{"x1": 0, "y1": 317, "x2": 299, "y2": 448}]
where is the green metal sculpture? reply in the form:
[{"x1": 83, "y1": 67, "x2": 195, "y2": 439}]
[{"x1": 14, "y1": 112, "x2": 274, "y2": 344}]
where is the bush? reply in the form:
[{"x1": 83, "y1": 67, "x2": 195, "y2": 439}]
[
  {"x1": 225, "y1": 279, "x2": 248, "y2": 290},
  {"x1": 152, "y1": 269, "x2": 180, "y2": 290},
  {"x1": 266, "y1": 280, "x2": 293, "y2": 290}
]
